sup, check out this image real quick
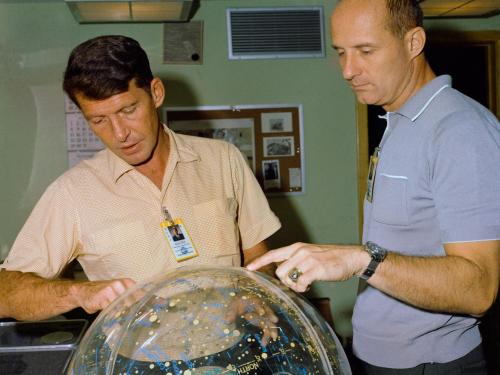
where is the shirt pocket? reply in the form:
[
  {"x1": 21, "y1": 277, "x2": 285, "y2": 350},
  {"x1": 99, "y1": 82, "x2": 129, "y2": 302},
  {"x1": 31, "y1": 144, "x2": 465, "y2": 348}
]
[
  {"x1": 372, "y1": 173, "x2": 409, "y2": 226},
  {"x1": 193, "y1": 198, "x2": 236, "y2": 219},
  {"x1": 192, "y1": 198, "x2": 239, "y2": 256}
]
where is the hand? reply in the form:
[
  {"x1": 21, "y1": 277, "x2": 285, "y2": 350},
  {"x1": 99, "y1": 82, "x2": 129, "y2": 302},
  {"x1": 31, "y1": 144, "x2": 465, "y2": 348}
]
[
  {"x1": 224, "y1": 295, "x2": 278, "y2": 346},
  {"x1": 70, "y1": 278, "x2": 136, "y2": 314},
  {"x1": 246, "y1": 242, "x2": 367, "y2": 293}
]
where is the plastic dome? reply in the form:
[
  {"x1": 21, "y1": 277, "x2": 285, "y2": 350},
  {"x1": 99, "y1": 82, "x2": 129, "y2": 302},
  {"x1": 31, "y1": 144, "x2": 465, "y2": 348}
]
[{"x1": 68, "y1": 266, "x2": 352, "y2": 374}]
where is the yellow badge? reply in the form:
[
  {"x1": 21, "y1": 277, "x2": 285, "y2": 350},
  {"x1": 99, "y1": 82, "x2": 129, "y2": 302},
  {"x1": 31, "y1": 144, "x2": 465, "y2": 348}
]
[{"x1": 161, "y1": 207, "x2": 198, "y2": 262}]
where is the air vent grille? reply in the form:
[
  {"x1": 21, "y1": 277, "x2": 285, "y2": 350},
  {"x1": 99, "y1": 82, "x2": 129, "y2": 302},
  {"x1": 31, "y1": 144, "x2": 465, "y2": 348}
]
[{"x1": 227, "y1": 7, "x2": 324, "y2": 60}]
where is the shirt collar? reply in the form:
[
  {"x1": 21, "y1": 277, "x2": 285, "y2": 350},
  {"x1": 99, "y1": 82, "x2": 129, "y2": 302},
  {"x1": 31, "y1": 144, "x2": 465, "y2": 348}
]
[
  {"x1": 107, "y1": 124, "x2": 200, "y2": 183},
  {"x1": 395, "y1": 75, "x2": 452, "y2": 122}
]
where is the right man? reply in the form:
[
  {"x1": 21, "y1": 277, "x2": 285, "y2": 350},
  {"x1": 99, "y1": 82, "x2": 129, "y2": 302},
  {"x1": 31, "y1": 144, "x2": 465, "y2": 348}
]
[{"x1": 248, "y1": 1, "x2": 500, "y2": 373}]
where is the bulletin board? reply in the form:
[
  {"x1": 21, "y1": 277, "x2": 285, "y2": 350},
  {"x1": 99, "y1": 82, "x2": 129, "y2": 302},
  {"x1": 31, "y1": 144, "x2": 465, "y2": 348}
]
[{"x1": 165, "y1": 105, "x2": 305, "y2": 195}]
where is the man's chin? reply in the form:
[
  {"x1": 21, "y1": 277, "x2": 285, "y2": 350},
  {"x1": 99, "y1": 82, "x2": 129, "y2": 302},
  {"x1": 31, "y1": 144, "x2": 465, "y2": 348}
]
[
  {"x1": 355, "y1": 94, "x2": 378, "y2": 106},
  {"x1": 128, "y1": 156, "x2": 149, "y2": 167},
  {"x1": 128, "y1": 152, "x2": 155, "y2": 167},
  {"x1": 112, "y1": 151, "x2": 145, "y2": 167}
]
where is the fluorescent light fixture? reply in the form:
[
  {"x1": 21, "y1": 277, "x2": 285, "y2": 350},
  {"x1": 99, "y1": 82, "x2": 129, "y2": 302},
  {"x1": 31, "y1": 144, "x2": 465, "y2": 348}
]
[{"x1": 65, "y1": 0, "x2": 194, "y2": 23}]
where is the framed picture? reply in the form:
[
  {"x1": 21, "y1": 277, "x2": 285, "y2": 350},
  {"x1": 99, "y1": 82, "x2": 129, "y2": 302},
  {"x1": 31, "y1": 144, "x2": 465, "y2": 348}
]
[
  {"x1": 262, "y1": 159, "x2": 281, "y2": 190},
  {"x1": 263, "y1": 136, "x2": 294, "y2": 157},
  {"x1": 261, "y1": 112, "x2": 293, "y2": 133}
]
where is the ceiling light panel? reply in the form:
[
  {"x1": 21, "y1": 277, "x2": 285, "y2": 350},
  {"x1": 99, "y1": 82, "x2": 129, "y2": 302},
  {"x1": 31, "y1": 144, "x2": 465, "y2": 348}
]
[
  {"x1": 131, "y1": 2, "x2": 184, "y2": 21},
  {"x1": 65, "y1": 0, "x2": 193, "y2": 23}
]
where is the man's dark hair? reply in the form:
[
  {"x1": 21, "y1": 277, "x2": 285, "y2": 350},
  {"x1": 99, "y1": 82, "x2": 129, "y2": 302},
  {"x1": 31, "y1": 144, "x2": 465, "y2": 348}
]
[
  {"x1": 385, "y1": 0, "x2": 424, "y2": 39},
  {"x1": 63, "y1": 35, "x2": 154, "y2": 106}
]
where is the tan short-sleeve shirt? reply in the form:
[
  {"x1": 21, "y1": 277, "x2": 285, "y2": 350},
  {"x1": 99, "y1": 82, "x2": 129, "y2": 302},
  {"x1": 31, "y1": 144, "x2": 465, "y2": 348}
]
[{"x1": 2, "y1": 127, "x2": 281, "y2": 282}]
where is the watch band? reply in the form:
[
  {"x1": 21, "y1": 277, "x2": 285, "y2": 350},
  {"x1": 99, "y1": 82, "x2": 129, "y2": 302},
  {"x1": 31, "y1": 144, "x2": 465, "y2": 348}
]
[{"x1": 360, "y1": 258, "x2": 379, "y2": 280}]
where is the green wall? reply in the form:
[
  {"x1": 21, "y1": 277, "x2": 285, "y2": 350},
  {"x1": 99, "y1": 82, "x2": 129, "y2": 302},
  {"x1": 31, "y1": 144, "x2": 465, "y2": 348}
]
[{"x1": 0, "y1": 0, "x2": 498, "y2": 338}]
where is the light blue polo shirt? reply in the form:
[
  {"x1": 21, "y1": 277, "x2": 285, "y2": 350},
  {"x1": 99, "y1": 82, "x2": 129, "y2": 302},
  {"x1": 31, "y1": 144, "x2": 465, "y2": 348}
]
[{"x1": 354, "y1": 75, "x2": 500, "y2": 368}]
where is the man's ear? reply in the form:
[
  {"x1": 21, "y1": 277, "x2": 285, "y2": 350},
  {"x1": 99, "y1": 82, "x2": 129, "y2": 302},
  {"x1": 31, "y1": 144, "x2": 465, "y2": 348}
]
[
  {"x1": 150, "y1": 77, "x2": 165, "y2": 108},
  {"x1": 405, "y1": 26, "x2": 426, "y2": 59}
]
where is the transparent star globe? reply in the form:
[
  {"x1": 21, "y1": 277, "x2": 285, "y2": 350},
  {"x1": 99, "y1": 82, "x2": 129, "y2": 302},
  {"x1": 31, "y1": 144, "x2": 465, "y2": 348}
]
[{"x1": 68, "y1": 266, "x2": 352, "y2": 374}]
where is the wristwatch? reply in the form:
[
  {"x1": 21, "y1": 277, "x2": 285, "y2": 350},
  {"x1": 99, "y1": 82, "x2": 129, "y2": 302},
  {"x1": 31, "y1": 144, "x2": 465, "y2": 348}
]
[{"x1": 360, "y1": 241, "x2": 388, "y2": 280}]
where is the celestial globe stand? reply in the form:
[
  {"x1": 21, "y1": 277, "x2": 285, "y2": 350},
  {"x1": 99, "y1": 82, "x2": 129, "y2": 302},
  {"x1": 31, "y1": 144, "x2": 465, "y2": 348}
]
[{"x1": 67, "y1": 266, "x2": 352, "y2": 374}]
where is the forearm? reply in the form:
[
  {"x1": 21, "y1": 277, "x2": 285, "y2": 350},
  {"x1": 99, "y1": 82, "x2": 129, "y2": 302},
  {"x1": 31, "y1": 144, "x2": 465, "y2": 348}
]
[
  {"x1": 247, "y1": 241, "x2": 498, "y2": 315},
  {"x1": 0, "y1": 271, "x2": 80, "y2": 321},
  {"x1": 0, "y1": 270, "x2": 136, "y2": 321},
  {"x1": 367, "y1": 251, "x2": 496, "y2": 316}
]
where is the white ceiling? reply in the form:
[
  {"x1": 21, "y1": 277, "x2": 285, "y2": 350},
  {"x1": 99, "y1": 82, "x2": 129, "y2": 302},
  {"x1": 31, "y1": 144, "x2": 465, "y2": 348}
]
[
  {"x1": 419, "y1": 0, "x2": 499, "y2": 18},
  {"x1": 0, "y1": 0, "x2": 498, "y2": 19}
]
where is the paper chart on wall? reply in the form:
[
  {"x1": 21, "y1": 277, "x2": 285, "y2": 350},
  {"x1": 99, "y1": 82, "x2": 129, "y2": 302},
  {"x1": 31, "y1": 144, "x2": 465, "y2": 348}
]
[{"x1": 65, "y1": 95, "x2": 104, "y2": 168}]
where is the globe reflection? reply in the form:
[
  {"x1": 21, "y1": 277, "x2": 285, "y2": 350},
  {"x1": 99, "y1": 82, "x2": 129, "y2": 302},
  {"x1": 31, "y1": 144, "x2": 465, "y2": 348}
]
[{"x1": 68, "y1": 266, "x2": 352, "y2": 374}]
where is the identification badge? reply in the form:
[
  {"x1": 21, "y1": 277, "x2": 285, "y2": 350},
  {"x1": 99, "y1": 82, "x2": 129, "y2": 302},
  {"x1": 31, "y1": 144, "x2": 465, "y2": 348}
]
[
  {"x1": 366, "y1": 147, "x2": 380, "y2": 203},
  {"x1": 161, "y1": 207, "x2": 198, "y2": 262}
]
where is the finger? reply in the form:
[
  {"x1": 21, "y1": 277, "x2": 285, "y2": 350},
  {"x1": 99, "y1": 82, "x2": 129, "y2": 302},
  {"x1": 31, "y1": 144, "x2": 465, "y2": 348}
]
[
  {"x1": 258, "y1": 318, "x2": 277, "y2": 346},
  {"x1": 224, "y1": 304, "x2": 239, "y2": 323},
  {"x1": 280, "y1": 274, "x2": 299, "y2": 291},
  {"x1": 276, "y1": 260, "x2": 314, "y2": 293},
  {"x1": 262, "y1": 304, "x2": 278, "y2": 323},
  {"x1": 285, "y1": 266, "x2": 313, "y2": 293},
  {"x1": 261, "y1": 319, "x2": 278, "y2": 342},
  {"x1": 260, "y1": 326, "x2": 271, "y2": 346},
  {"x1": 246, "y1": 245, "x2": 298, "y2": 271},
  {"x1": 259, "y1": 317, "x2": 279, "y2": 346},
  {"x1": 102, "y1": 278, "x2": 135, "y2": 298},
  {"x1": 283, "y1": 274, "x2": 311, "y2": 293},
  {"x1": 105, "y1": 279, "x2": 140, "y2": 308},
  {"x1": 100, "y1": 285, "x2": 119, "y2": 305},
  {"x1": 86, "y1": 292, "x2": 112, "y2": 313},
  {"x1": 275, "y1": 258, "x2": 307, "y2": 281},
  {"x1": 121, "y1": 278, "x2": 136, "y2": 289},
  {"x1": 267, "y1": 325, "x2": 278, "y2": 341},
  {"x1": 247, "y1": 299, "x2": 278, "y2": 323},
  {"x1": 294, "y1": 278, "x2": 312, "y2": 293}
]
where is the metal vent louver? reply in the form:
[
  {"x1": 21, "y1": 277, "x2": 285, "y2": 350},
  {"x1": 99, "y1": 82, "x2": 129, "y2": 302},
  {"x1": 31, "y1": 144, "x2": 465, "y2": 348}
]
[{"x1": 227, "y1": 7, "x2": 325, "y2": 60}]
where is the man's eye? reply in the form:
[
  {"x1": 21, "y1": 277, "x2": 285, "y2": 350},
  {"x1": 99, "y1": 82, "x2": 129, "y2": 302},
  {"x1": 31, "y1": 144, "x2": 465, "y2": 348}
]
[
  {"x1": 90, "y1": 118, "x2": 104, "y2": 125},
  {"x1": 122, "y1": 106, "x2": 136, "y2": 114},
  {"x1": 361, "y1": 49, "x2": 373, "y2": 55}
]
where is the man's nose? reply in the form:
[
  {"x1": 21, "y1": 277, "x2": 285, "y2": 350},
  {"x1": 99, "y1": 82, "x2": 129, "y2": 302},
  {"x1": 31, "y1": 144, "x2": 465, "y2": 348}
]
[
  {"x1": 341, "y1": 53, "x2": 360, "y2": 81},
  {"x1": 110, "y1": 118, "x2": 130, "y2": 142}
]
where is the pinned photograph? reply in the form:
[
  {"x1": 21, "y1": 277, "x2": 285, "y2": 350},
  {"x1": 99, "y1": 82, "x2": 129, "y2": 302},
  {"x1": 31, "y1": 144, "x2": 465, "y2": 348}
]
[
  {"x1": 261, "y1": 112, "x2": 293, "y2": 133},
  {"x1": 169, "y1": 118, "x2": 255, "y2": 171},
  {"x1": 263, "y1": 136, "x2": 294, "y2": 157},
  {"x1": 289, "y1": 168, "x2": 302, "y2": 189},
  {"x1": 263, "y1": 160, "x2": 281, "y2": 190}
]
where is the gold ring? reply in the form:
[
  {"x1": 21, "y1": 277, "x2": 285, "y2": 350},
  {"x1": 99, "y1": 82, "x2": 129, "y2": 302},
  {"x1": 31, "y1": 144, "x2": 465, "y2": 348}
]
[{"x1": 287, "y1": 267, "x2": 303, "y2": 283}]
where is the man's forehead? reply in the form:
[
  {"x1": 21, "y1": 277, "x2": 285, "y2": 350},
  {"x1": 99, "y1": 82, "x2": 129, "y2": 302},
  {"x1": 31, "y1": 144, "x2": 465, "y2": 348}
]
[
  {"x1": 330, "y1": 0, "x2": 391, "y2": 43},
  {"x1": 331, "y1": 0, "x2": 387, "y2": 24},
  {"x1": 75, "y1": 79, "x2": 143, "y2": 108}
]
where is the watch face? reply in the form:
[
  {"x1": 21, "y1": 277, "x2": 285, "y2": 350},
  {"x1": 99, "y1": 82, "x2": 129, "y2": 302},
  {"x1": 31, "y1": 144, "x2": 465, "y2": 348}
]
[{"x1": 367, "y1": 242, "x2": 386, "y2": 262}]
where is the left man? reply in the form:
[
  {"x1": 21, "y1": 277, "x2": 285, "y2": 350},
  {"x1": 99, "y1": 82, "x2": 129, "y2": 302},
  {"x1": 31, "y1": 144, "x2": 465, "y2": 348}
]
[{"x1": 0, "y1": 35, "x2": 281, "y2": 321}]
